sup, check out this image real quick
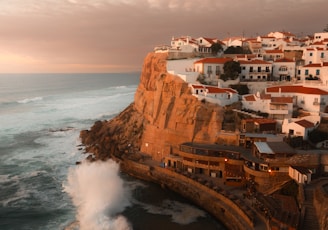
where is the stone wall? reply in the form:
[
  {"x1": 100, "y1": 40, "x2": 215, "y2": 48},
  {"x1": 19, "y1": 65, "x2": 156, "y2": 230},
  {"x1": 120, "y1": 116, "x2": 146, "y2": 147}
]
[{"x1": 119, "y1": 157, "x2": 254, "y2": 230}]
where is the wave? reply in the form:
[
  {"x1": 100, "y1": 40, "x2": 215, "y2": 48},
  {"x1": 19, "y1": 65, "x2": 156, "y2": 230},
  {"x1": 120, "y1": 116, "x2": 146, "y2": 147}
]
[
  {"x1": 17, "y1": 96, "x2": 43, "y2": 104},
  {"x1": 63, "y1": 160, "x2": 132, "y2": 230}
]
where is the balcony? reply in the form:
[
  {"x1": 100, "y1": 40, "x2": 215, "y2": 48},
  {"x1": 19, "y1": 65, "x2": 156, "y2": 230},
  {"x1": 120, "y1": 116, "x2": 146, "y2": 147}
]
[{"x1": 313, "y1": 101, "x2": 326, "y2": 106}]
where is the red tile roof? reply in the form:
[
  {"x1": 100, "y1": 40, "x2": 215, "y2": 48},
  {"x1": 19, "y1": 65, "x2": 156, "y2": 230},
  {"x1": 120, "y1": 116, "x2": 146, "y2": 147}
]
[
  {"x1": 295, "y1": 119, "x2": 315, "y2": 128},
  {"x1": 194, "y1": 57, "x2": 232, "y2": 64},
  {"x1": 266, "y1": 86, "x2": 328, "y2": 95},
  {"x1": 205, "y1": 86, "x2": 237, "y2": 94},
  {"x1": 274, "y1": 58, "x2": 295, "y2": 63},
  {"x1": 238, "y1": 59, "x2": 271, "y2": 65},
  {"x1": 303, "y1": 62, "x2": 328, "y2": 67},
  {"x1": 244, "y1": 95, "x2": 256, "y2": 101},
  {"x1": 271, "y1": 97, "x2": 293, "y2": 104}
]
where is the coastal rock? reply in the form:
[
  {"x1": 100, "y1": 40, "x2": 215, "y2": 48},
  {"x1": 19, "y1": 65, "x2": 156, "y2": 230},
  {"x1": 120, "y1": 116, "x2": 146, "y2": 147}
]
[{"x1": 80, "y1": 52, "x2": 223, "y2": 161}]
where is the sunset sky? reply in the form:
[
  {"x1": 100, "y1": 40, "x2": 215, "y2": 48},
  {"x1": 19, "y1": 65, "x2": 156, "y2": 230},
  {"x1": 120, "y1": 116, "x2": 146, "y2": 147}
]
[{"x1": 0, "y1": 0, "x2": 327, "y2": 73}]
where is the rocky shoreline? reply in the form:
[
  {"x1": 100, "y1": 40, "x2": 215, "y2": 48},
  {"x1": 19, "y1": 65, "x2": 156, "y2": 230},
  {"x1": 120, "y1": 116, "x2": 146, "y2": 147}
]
[{"x1": 79, "y1": 52, "x2": 268, "y2": 230}]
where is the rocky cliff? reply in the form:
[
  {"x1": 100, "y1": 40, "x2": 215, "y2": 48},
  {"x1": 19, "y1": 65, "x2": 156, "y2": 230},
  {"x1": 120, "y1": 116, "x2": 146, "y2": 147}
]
[{"x1": 80, "y1": 52, "x2": 223, "y2": 161}]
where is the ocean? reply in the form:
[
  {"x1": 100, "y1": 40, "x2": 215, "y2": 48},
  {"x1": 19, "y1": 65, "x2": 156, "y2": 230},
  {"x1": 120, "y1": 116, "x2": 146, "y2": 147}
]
[{"x1": 0, "y1": 73, "x2": 225, "y2": 230}]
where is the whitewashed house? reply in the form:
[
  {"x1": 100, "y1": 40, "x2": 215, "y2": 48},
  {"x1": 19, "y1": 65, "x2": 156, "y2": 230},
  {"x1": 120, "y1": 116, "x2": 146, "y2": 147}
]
[
  {"x1": 272, "y1": 58, "x2": 296, "y2": 81},
  {"x1": 194, "y1": 57, "x2": 232, "y2": 81},
  {"x1": 266, "y1": 85, "x2": 328, "y2": 115},
  {"x1": 170, "y1": 36, "x2": 198, "y2": 53},
  {"x1": 242, "y1": 93, "x2": 293, "y2": 120},
  {"x1": 222, "y1": 36, "x2": 243, "y2": 47},
  {"x1": 298, "y1": 62, "x2": 328, "y2": 84},
  {"x1": 238, "y1": 59, "x2": 272, "y2": 81},
  {"x1": 282, "y1": 119, "x2": 316, "y2": 140},
  {"x1": 268, "y1": 31, "x2": 296, "y2": 40},
  {"x1": 263, "y1": 50, "x2": 284, "y2": 62},
  {"x1": 257, "y1": 36, "x2": 276, "y2": 50},
  {"x1": 289, "y1": 166, "x2": 312, "y2": 184},
  {"x1": 302, "y1": 47, "x2": 328, "y2": 65},
  {"x1": 195, "y1": 37, "x2": 226, "y2": 54},
  {"x1": 313, "y1": 32, "x2": 328, "y2": 43},
  {"x1": 190, "y1": 84, "x2": 239, "y2": 106}
]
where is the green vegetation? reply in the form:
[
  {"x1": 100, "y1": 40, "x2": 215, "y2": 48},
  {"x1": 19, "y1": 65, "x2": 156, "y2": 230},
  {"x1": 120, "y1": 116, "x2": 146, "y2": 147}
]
[
  {"x1": 229, "y1": 84, "x2": 249, "y2": 95},
  {"x1": 210, "y1": 42, "x2": 223, "y2": 55},
  {"x1": 224, "y1": 46, "x2": 251, "y2": 54},
  {"x1": 220, "y1": 61, "x2": 241, "y2": 81}
]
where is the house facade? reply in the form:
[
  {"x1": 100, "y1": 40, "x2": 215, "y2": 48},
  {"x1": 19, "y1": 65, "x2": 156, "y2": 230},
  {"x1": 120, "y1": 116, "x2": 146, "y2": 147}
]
[
  {"x1": 297, "y1": 62, "x2": 328, "y2": 85},
  {"x1": 263, "y1": 50, "x2": 284, "y2": 62},
  {"x1": 194, "y1": 57, "x2": 232, "y2": 81},
  {"x1": 266, "y1": 85, "x2": 328, "y2": 115},
  {"x1": 272, "y1": 58, "x2": 296, "y2": 81},
  {"x1": 302, "y1": 47, "x2": 328, "y2": 65},
  {"x1": 282, "y1": 119, "x2": 316, "y2": 140},
  {"x1": 239, "y1": 59, "x2": 272, "y2": 81},
  {"x1": 289, "y1": 166, "x2": 312, "y2": 184},
  {"x1": 242, "y1": 93, "x2": 293, "y2": 120},
  {"x1": 313, "y1": 32, "x2": 328, "y2": 43}
]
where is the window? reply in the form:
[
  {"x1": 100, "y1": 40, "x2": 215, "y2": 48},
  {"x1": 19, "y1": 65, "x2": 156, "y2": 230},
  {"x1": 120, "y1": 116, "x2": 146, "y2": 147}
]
[
  {"x1": 250, "y1": 67, "x2": 253, "y2": 72},
  {"x1": 258, "y1": 66, "x2": 261, "y2": 72},
  {"x1": 321, "y1": 53, "x2": 325, "y2": 58},
  {"x1": 316, "y1": 69, "x2": 320, "y2": 75},
  {"x1": 242, "y1": 66, "x2": 246, "y2": 70},
  {"x1": 298, "y1": 70, "x2": 301, "y2": 75},
  {"x1": 305, "y1": 69, "x2": 309, "y2": 75},
  {"x1": 310, "y1": 53, "x2": 313, "y2": 57},
  {"x1": 207, "y1": 66, "x2": 212, "y2": 74},
  {"x1": 266, "y1": 66, "x2": 270, "y2": 72},
  {"x1": 279, "y1": 66, "x2": 288, "y2": 71},
  {"x1": 216, "y1": 66, "x2": 220, "y2": 75}
]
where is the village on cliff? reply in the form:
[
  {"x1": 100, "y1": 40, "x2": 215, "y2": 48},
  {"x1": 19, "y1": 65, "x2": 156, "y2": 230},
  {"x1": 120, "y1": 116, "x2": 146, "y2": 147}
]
[{"x1": 151, "y1": 31, "x2": 328, "y2": 230}]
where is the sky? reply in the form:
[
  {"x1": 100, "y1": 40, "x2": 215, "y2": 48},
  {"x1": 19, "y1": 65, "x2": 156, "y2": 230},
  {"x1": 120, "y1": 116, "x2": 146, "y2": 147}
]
[{"x1": 0, "y1": 0, "x2": 327, "y2": 73}]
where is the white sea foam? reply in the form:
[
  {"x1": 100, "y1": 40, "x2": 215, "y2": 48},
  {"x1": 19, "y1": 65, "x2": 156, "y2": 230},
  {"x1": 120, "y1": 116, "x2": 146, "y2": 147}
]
[
  {"x1": 63, "y1": 160, "x2": 131, "y2": 230},
  {"x1": 17, "y1": 96, "x2": 43, "y2": 104},
  {"x1": 140, "y1": 199, "x2": 206, "y2": 225}
]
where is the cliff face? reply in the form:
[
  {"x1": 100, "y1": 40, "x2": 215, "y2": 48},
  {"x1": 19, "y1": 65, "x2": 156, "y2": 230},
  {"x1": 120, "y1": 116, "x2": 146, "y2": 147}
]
[{"x1": 81, "y1": 52, "x2": 223, "y2": 161}]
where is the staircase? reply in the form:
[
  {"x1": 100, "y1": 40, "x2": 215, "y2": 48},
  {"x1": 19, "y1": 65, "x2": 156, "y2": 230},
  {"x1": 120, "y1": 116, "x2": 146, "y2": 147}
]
[{"x1": 300, "y1": 186, "x2": 320, "y2": 230}]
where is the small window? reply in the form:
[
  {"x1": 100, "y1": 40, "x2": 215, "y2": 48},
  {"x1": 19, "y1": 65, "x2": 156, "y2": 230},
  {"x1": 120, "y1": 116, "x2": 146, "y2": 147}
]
[
  {"x1": 316, "y1": 69, "x2": 320, "y2": 75},
  {"x1": 305, "y1": 70, "x2": 309, "y2": 75},
  {"x1": 310, "y1": 53, "x2": 313, "y2": 57}
]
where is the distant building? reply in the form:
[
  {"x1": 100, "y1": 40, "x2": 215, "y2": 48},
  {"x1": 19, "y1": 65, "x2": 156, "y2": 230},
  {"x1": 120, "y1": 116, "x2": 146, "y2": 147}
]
[
  {"x1": 282, "y1": 119, "x2": 317, "y2": 140},
  {"x1": 239, "y1": 59, "x2": 272, "y2": 81},
  {"x1": 272, "y1": 58, "x2": 296, "y2": 81}
]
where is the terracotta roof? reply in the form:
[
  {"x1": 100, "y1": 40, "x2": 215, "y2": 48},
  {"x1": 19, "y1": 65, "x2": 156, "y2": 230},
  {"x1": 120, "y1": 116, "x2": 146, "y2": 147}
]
[
  {"x1": 206, "y1": 86, "x2": 237, "y2": 94},
  {"x1": 303, "y1": 62, "x2": 328, "y2": 67},
  {"x1": 194, "y1": 57, "x2": 232, "y2": 64},
  {"x1": 295, "y1": 119, "x2": 315, "y2": 128},
  {"x1": 274, "y1": 58, "x2": 295, "y2": 63},
  {"x1": 260, "y1": 94, "x2": 271, "y2": 100},
  {"x1": 265, "y1": 50, "x2": 283, "y2": 54},
  {"x1": 238, "y1": 59, "x2": 271, "y2": 65},
  {"x1": 271, "y1": 97, "x2": 293, "y2": 104},
  {"x1": 266, "y1": 86, "x2": 328, "y2": 95},
  {"x1": 244, "y1": 95, "x2": 256, "y2": 101},
  {"x1": 191, "y1": 85, "x2": 205, "y2": 89}
]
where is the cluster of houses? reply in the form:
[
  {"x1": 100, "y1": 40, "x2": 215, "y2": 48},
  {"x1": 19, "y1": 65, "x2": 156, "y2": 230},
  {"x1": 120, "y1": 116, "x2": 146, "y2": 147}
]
[
  {"x1": 154, "y1": 31, "x2": 328, "y2": 230},
  {"x1": 156, "y1": 31, "x2": 328, "y2": 188},
  {"x1": 156, "y1": 31, "x2": 328, "y2": 146}
]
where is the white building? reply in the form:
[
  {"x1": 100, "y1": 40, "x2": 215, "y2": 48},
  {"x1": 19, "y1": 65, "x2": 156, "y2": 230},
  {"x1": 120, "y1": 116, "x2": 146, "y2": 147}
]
[
  {"x1": 272, "y1": 58, "x2": 296, "y2": 81},
  {"x1": 313, "y1": 32, "x2": 328, "y2": 43},
  {"x1": 242, "y1": 93, "x2": 293, "y2": 120},
  {"x1": 298, "y1": 62, "x2": 328, "y2": 85},
  {"x1": 263, "y1": 50, "x2": 284, "y2": 62},
  {"x1": 239, "y1": 59, "x2": 272, "y2": 81},
  {"x1": 266, "y1": 85, "x2": 328, "y2": 115},
  {"x1": 193, "y1": 57, "x2": 232, "y2": 81},
  {"x1": 289, "y1": 166, "x2": 312, "y2": 184},
  {"x1": 268, "y1": 31, "x2": 296, "y2": 40},
  {"x1": 302, "y1": 47, "x2": 328, "y2": 65},
  {"x1": 190, "y1": 84, "x2": 239, "y2": 106},
  {"x1": 282, "y1": 118, "x2": 316, "y2": 140}
]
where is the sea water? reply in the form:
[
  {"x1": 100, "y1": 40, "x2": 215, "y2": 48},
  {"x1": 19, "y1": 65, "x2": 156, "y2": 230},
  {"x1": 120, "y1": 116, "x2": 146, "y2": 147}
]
[{"x1": 0, "y1": 73, "x2": 225, "y2": 230}]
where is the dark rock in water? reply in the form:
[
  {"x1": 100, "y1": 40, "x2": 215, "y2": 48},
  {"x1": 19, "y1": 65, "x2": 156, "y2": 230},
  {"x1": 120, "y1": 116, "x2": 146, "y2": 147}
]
[{"x1": 76, "y1": 161, "x2": 81, "y2": 165}]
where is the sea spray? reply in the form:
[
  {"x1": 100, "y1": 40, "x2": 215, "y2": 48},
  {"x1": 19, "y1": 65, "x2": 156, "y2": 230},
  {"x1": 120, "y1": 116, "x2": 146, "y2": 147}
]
[{"x1": 63, "y1": 160, "x2": 131, "y2": 230}]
